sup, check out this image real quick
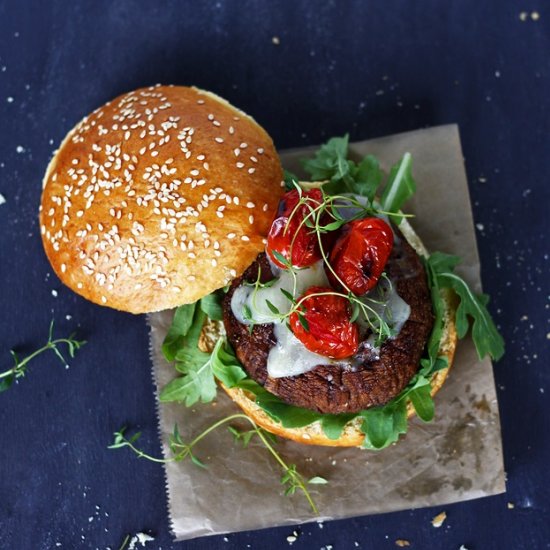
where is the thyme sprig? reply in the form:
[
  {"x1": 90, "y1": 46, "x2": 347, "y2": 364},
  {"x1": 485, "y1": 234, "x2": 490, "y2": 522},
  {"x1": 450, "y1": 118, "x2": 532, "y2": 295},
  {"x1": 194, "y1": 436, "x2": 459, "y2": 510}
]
[
  {"x1": 109, "y1": 414, "x2": 324, "y2": 514},
  {"x1": 0, "y1": 320, "x2": 86, "y2": 393}
]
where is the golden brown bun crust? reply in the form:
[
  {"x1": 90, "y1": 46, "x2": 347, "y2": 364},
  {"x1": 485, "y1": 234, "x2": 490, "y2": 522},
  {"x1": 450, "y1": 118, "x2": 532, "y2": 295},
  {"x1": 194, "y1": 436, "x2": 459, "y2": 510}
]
[
  {"x1": 40, "y1": 85, "x2": 284, "y2": 313},
  {"x1": 219, "y1": 218, "x2": 458, "y2": 447}
]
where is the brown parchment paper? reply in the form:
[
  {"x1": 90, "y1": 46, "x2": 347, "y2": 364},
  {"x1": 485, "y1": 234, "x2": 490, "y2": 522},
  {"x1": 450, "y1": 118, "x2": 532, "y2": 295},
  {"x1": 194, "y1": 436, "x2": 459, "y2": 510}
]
[{"x1": 148, "y1": 124, "x2": 505, "y2": 541}]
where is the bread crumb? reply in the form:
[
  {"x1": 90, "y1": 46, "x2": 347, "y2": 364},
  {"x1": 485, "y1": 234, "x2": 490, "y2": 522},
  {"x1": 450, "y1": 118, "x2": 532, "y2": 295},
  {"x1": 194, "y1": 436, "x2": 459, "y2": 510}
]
[
  {"x1": 531, "y1": 11, "x2": 540, "y2": 20},
  {"x1": 507, "y1": 501, "x2": 515, "y2": 509},
  {"x1": 431, "y1": 511, "x2": 447, "y2": 528},
  {"x1": 395, "y1": 540, "x2": 410, "y2": 547},
  {"x1": 519, "y1": 11, "x2": 528, "y2": 21},
  {"x1": 0, "y1": 193, "x2": 5, "y2": 206}
]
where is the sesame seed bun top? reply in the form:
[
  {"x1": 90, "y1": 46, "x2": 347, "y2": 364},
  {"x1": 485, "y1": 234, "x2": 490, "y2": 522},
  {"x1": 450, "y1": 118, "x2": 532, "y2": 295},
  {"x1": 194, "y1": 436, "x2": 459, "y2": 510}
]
[{"x1": 39, "y1": 85, "x2": 284, "y2": 313}]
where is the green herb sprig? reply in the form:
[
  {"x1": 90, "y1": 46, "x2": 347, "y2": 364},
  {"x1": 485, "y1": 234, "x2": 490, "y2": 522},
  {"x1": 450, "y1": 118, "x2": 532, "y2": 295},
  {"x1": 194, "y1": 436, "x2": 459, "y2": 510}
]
[
  {"x1": 0, "y1": 320, "x2": 86, "y2": 393},
  {"x1": 109, "y1": 416, "x2": 325, "y2": 514}
]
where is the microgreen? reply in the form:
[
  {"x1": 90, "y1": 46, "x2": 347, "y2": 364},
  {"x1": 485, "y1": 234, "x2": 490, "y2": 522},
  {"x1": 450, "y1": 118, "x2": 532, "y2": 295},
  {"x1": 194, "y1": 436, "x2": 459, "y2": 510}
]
[
  {"x1": 109, "y1": 416, "x2": 324, "y2": 514},
  {"x1": 0, "y1": 320, "x2": 86, "y2": 393}
]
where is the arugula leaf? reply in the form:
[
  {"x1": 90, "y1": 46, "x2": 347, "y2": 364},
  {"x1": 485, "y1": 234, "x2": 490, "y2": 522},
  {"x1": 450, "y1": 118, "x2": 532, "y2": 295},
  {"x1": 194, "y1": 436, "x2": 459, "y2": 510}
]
[
  {"x1": 200, "y1": 292, "x2": 223, "y2": 321},
  {"x1": 159, "y1": 356, "x2": 216, "y2": 406},
  {"x1": 320, "y1": 414, "x2": 356, "y2": 440},
  {"x1": 162, "y1": 303, "x2": 196, "y2": 361},
  {"x1": 352, "y1": 155, "x2": 383, "y2": 201},
  {"x1": 210, "y1": 339, "x2": 248, "y2": 387},
  {"x1": 302, "y1": 135, "x2": 382, "y2": 199},
  {"x1": 284, "y1": 169, "x2": 300, "y2": 190},
  {"x1": 360, "y1": 400, "x2": 407, "y2": 450},
  {"x1": 380, "y1": 152, "x2": 416, "y2": 222},
  {"x1": 160, "y1": 304, "x2": 217, "y2": 406},
  {"x1": 426, "y1": 252, "x2": 505, "y2": 361},
  {"x1": 302, "y1": 135, "x2": 350, "y2": 181},
  {"x1": 408, "y1": 383, "x2": 435, "y2": 422}
]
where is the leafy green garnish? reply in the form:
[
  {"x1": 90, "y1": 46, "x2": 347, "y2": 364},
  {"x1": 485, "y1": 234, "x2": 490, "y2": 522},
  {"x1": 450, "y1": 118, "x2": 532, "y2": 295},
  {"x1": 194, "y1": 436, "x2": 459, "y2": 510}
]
[
  {"x1": 161, "y1": 303, "x2": 196, "y2": 361},
  {"x1": 160, "y1": 307, "x2": 217, "y2": 405},
  {"x1": 360, "y1": 400, "x2": 407, "y2": 450},
  {"x1": 380, "y1": 152, "x2": 416, "y2": 223},
  {"x1": 200, "y1": 292, "x2": 224, "y2": 321},
  {"x1": 302, "y1": 134, "x2": 382, "y2": 200},
  {"x1": 0, "y1": 320, "x2": 86, "y2": 393},
  {"x1": 283, "y1": 169, "x2": 300, "y2": 190},
  {"x1": 210, "y1": 339, "x2": 248, "y2": 387},
  {"x1": 426, "y1": 252, "x2": 505, "y2": 361}
]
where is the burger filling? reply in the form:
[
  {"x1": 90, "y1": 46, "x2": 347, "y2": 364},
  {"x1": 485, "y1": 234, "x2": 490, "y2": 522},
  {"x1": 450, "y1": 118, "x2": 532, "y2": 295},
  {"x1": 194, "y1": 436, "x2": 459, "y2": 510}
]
[{"x1": 223, "y1": 188, "x2": 434, "y2": 414}]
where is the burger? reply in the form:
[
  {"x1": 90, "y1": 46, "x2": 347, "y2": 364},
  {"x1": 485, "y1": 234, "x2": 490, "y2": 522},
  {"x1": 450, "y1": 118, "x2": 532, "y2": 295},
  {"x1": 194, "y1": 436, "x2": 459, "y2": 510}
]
[{"x1": 40, "y1": 85, "x2": 503, "y2": 450}]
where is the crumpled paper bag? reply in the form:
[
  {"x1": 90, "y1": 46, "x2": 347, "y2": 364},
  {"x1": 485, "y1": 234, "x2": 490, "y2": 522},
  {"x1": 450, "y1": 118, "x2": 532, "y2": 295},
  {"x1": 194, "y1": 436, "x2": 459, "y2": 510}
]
[{"x1": 148, "y1": 124, "x2": 505, "y2": 541}]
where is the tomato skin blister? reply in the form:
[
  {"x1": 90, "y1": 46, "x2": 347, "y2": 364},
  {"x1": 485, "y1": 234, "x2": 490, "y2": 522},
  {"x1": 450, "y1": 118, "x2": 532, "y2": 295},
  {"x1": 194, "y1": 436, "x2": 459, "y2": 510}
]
[
  {"x1": 326, "y1": 217, "x2": 393, "y2": 295},
  {"x1": 289, "y1": 286, "x2": 359, "y2": 359},
  {"x1": 266, "y1": 189, "x2": 324, "y2": 269}
]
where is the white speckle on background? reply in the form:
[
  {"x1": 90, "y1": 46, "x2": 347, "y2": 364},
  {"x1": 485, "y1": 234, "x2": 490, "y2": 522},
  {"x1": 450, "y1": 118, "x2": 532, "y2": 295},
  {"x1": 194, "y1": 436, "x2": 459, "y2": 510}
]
[
  {"x1": 51, "y1": 289, "x2": 58, "y2": 297},
  {"x1": 476, "y1": 223, "x2": 484, "y2": 231},
  {"x1": 128, "y1": 533, "x2": 155, "y2": 549},
  {"x1": 531, "y1": 11, "x2": 540, "y2": 20},
  {"x1": 16, "y1": 145, "x2": 25, "y2": 154},
  {"x1": 6, "y1": 96, "x2": 14, "y2": 103},
  {"x1": 495, "y1": 70, "x2": 501, "y2": 78},
  {"x1": 0, "y1": 194, "x2": 5, "y2": 206},
  {"x1": 478, "y1": 176, "x2": 487, "y2": 183},
  {"x1": 272, "y1": 36, "x2": 280, "y2": 45}
]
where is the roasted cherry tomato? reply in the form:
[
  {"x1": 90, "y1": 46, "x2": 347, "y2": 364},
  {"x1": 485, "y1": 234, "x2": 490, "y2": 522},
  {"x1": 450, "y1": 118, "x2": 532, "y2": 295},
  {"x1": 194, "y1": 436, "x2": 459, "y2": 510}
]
[
  {"x1": 289, "y1": 286, "x2": 359, "y2": 359},
  {"x1": 266, "y1": 189, "x2": 323, "y2": 268},
  {"x1": 326, "y1": 217, "x2": 393, "y2": 295}
]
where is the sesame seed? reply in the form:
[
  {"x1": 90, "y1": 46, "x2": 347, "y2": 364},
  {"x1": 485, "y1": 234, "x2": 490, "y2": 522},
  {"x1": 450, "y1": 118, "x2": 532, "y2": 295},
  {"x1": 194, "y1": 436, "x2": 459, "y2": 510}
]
[
  {"x1": 246, "y1": 202, "x2": 255, "y2": 208},
  {"x1": 234, "y1": 148, "x2": 240, "y2": 156},
  {"x1": 227, "y1": 233, "x2": 236, "y2": 239},
  {"x1": 197, "y1": 99, "x2": 205, "y2": 104},
  {"x1": 236, "y1": 162, "x2": 244, "y2": 168},
  {"x1": 241, "y1": 235, "x2": 250, "y2": 241},
  {"x1": 61, "y1": 264, "x2": 66, "y2": 273},
  {"x1": 240, "y1": 142, "x2": 248, "y2": 148},
  {"x1": 208, "y1": 114, "x2": 214, "y2": 120},
  {"x1": 229, "y1": 126, "x2": 235, "y2": 134},
  {"x1": 215, "y1": 137, "x2": 224, "y2": 143},
  {"x1": 101, "y1": 296, "x2": 107, "y2": 303},
  {"x1": 257, "y1": 148, "x2": 264, "y2": 154},
  {"x1": 249, "y1": 215, "x2": 254, "y2": 224},
  {"x1": 248, "y1": 168, "x2": 255, "y2": 174},
  {"x1": 187, "y1": 275, "x2": 196, "y2": 281}
]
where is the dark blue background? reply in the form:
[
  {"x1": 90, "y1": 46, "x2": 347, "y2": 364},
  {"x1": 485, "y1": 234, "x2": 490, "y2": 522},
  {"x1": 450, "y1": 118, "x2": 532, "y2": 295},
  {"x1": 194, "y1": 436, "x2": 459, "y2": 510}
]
[{"x1": 1, "y1": 1, "x2": 549, "y2": 549}]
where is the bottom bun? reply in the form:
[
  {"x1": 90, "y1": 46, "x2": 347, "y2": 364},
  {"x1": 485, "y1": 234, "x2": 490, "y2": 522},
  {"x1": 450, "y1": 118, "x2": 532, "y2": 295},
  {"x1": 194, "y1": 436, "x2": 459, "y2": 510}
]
[{"x1": 219, "y1": 218, "x2": 458, "y2": 447}]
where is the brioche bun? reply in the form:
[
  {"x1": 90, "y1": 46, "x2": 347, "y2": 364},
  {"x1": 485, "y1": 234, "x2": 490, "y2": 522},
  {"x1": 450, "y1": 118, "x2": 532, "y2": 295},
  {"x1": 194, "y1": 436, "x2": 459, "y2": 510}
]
[
  {"x1": 40, "y1": 85, "x2": 284, "y2": 313},
  {"x1": 218, "y1": 217, "x2": 457, "y2": 447}
]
